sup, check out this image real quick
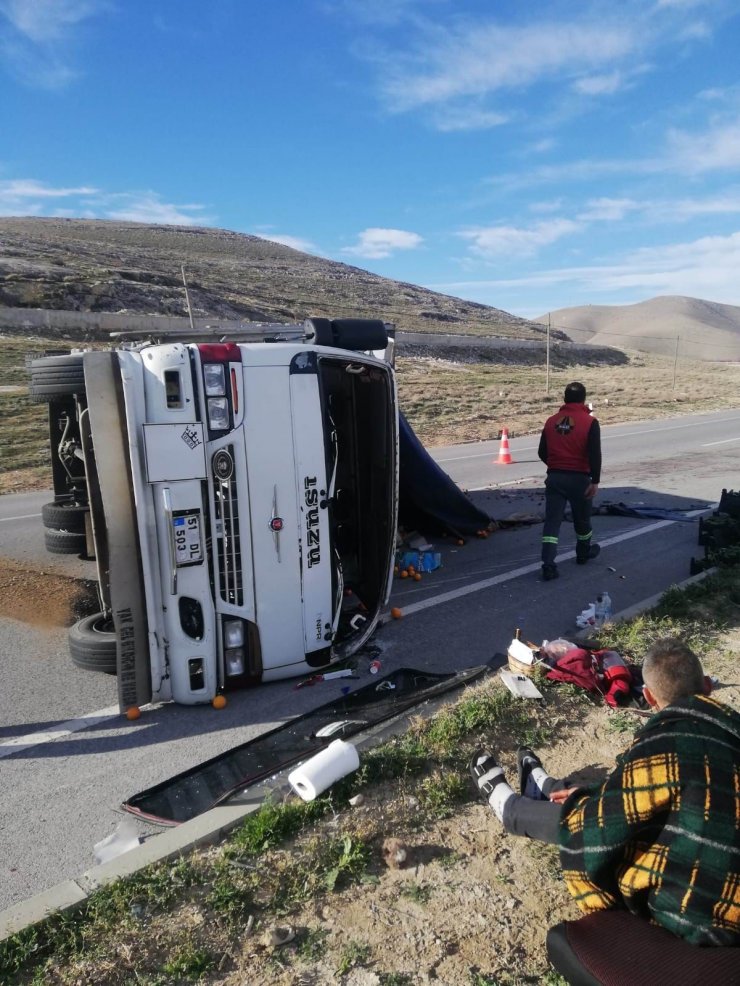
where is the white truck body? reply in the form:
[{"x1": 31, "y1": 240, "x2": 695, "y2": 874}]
[{"x1": 32, "y1": 319, "x2": 398, "y2": 709}]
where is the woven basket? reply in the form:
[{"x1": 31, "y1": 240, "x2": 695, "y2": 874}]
[{"x1": 507, "y1": 647, "x2": 538, "y2": 677}]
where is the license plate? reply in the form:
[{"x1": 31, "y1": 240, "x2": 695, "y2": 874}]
[{"x1": 173, "y1": 510, "x2": 203, "y2": 566}]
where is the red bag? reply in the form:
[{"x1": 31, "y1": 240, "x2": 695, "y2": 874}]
[{"x1": 545, "y1": 648, "x2": 599, "y2": 692}]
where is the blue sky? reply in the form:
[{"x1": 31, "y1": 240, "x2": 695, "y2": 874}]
[{"x1": 2, "y1": 0, "x2": 740, "y2": 318}]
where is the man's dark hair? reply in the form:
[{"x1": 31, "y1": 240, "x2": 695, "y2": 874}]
[
  {"x1": 564, "y1": 381, "x2": 586, "y2": 403},
  {"x1": 642, "y1": 637, "x2": 705, "y2": 705}
]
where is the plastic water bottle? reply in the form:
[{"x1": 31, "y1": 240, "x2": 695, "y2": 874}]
[{"x1": 594, "y1": 592, "x2": 612, "y2": 627}]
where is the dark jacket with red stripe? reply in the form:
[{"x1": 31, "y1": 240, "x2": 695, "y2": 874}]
[{"x1": 538, "y1": 402, "x2": 601, "y2": 483}]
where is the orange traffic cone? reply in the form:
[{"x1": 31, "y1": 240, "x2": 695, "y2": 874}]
[{"x1": 496, "y1": 427, "x2": 513, "y2": 465}]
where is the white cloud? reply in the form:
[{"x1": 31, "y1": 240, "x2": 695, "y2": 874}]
[
  {"x1": 459, "y1": 219, "x2": 581, "y2": 258},
  {"x1": 344, "y1": 227, "x2": 423, "y2": 259},
  {"x1": 667, "y1": 119, "x2": 740, "y2": 173},
  {"x1": 432, "y1": 229, "x2": 740, "y2": 306},
  {"x1": 258, "y1": 233, "x2": 320, "y2": 254},
  {"x1": 382, "y1": 20, "x2": 638, "y2": 112},
  {"x1": 0, "y1": 178, "x2": 99, "y2": 215},
  {"x1": 578, "y1": 197, "x2": 639, "y2": 221},
  {"x1": 0, "y1": 179, "x2": 212, "y2": 226},
  {"x1": 530, "y1": 198, "x2": 564, "y2": 214},
  {"x1": 572, "y1": 71, "x2": 624, "y2": 96},
  {"x1": 0, "y1": 0, "x2": 101, "y2": 43},
  {"x1": 432, "y1": 106, "x2": 509, "y2": 132},
  {"x1": 0, "y1": 0, "x2": 104, "y2": 87},
  {"x1": 102, "y1": 194, "x2": 211, "y2": 226}
]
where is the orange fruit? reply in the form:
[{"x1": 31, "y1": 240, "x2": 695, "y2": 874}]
[
  {"x1": 391, "y1": 607, "x2": 403, "y2": 619},
  {"x1": 414, "y1": 573, "x2": 422, "y2": 581},
  {"x1": 400, "y1": 570, "x2": 409, "y2": 578},
  {"x1": 457, "y1": 539, "x2": 465, "y2": 546},
  {"x1": 212, "y1": 694, "x2": 227, "y2": 709},
  {"x1": 125, "y1": 706, "x2": 141, "y2": 721}
]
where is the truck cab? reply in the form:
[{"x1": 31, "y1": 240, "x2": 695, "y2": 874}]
[{"x1": 31, "y1": 317, "x2": 398, "y2": 711}]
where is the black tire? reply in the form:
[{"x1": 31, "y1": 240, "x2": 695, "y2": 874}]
[
  {"x1": 29, "y1": 354, "x2": 85, "y2": 403},
  {"x1": 44, "y1": 528, "x2": 87, "y2": 555},
  {"x1": 69, "y1": 612, "x2": 117, "y2": 674},
  {"x1": 304, "y1": 317, "x2": 334, "y2": 346},
  {"x1": 331, "y1": 318, "x2": 388, "y2": 351},
  {"x1": 42, "y1": 501, "x2": 89, "y2": 533}
]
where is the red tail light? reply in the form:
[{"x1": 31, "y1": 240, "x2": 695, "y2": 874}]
[{"x1": 197, "y1": 343, "x2": 241, "y2": 362}]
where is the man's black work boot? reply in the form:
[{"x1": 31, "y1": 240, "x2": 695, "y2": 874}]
[
  {"x1": 576, "y1": 543, "x2": 601, "y2": 565},
  {"x1": 541, "y1": 563, "x2": 559, "y2": 581}
]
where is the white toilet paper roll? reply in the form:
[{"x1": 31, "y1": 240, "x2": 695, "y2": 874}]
[{"x1": 288, "y1": 739, "x2": 360, "y2": 802}]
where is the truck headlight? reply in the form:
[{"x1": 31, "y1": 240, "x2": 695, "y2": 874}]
[
  {"x1": 225, "y1": 648, "x2": 245, "y2": 676},
  {"x1": 204, "y1": 363, "x2": 225, "y2": 396},
  {"x1": 224, "y1": 619, "x2": 244, "y2": 648},
  {"x1": 207, "y1": 397, "x2": 229, "y2": 430}
]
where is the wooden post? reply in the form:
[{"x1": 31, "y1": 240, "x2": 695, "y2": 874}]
[
  {"x1": 181, "y1": 265, "x2": 195, "y2": 332},
  {"x1": 672, "y1": 335, "x2": 680, "y2": 390}
]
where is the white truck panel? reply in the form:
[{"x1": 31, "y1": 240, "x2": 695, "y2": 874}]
[{"x1": 242, "y1": 365, "x2": 307, "y2": 671}]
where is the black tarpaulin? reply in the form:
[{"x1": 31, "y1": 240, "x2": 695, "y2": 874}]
[{"x1": 398, "y1": 412, "x2": 492, "y2": 537}]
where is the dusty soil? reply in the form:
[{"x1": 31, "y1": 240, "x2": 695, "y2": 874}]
[
  {"x1": 217, "y1": 640, "x2": 740, "y2": 986},
  {"x1": 0, "y1": 559, "x2": 96, "y2": 627}
]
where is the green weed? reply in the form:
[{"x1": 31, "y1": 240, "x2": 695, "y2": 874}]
[
  {"x1": 160, "y1": 945, "x2": 216, "y2": 980},
  {"x1": 418, "y1": 771, "x2": 469, "y2": 819},
  {"x1": 379, "y1": 974, "x2": 414, "y2": 985},
  {"x1": 606, "y1": 711, "x2": 639, "y2": 734},
  {"x1": 336, "y1": 940, "x2": 371, "y2": 975},
  {"x1": 296, "y1": 926, "x2": 329, "y2": 962},
  {"x1": 400, "y1": 882, "x2": 432, "y2": 904}
]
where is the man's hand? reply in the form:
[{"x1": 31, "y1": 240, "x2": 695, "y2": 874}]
[
  {"x1": 585, "y1": 483, "x2": 599, "y2": 499},
  {"x1": 548, "y1": 787, "x2": 580, "y2": 805}
]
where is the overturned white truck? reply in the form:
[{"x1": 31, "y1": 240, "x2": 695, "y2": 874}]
[{"x1": 30, "y1": 318, "x2": 398, "y2": 711}]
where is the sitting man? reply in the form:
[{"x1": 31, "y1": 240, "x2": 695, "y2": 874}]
[{"x1": 470, "y1": 637, "x2": 740, "y2": 946}]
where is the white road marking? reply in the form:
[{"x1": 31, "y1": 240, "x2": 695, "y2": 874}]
[
  {"x1": 434, "y1": 414, "x2": 740, "y2": 464},
  {"x1": 0, "y1": 705, "x2": 121, "y2": 759},
  {"x1": 0, "y1": 512, "x2": 41, "y2": 522},
  {"x1": 399, "y1": 514, "x2": 706, "y2": 618},
  {"x1": 701, "y1": 437, "x2": 740, "y2": 447}
]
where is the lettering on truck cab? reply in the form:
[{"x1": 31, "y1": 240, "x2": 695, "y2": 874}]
[{"x1": 304, "y1": 475, "x2": 321, "y2": 568}]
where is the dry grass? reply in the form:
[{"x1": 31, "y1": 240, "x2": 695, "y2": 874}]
[
  {"x1": 4, "y1": 335, "x2": 740, "y2": 494},
  {"x1": 396, "y1": 351, "x2": 740, "y2": 446}
]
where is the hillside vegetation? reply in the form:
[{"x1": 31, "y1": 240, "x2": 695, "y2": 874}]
[{"x1": 0, "y1": 218, "x2": 546, "y2": 340}]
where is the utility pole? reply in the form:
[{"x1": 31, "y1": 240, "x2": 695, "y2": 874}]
[
  {"x1": 672, "y1": 335, "x2": 680, "y2": 390},
  {"x1": 546, "y1": 314, "x2": 551, "y2": 395},
  {"x1": 181, "y1": 265, "x2": 196, "y2": 332}
]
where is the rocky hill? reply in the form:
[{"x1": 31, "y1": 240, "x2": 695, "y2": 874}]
[
  {"x1": 0, "y1": 217, "x2": 551, "y2": 340},
  {"x1": 536, "y1": 295, "x2": 740, "y2": 361}
]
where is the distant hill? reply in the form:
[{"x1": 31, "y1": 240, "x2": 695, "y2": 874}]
[
  {"x1": 536, "y1": 296, "x2": 740, "y2": 361},
  {"x1": 0, "y1": 217, "x2": 549, "y2": 340}
]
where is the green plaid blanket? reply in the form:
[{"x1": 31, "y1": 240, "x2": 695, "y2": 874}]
[{"x1": 559, "y1": 694, "x2": 740, "y2": 946}]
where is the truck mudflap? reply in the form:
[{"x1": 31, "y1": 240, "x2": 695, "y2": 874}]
[{"x1": 83, "y1": 351, "x2": 151, "y2": 712}]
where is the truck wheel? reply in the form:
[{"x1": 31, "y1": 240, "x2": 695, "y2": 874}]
[
  {"x1": 44, "y1": 528, "x2": 87, "y2": 555},
  {"x1": 69, "y1": 613, "x2": 117, "y2": 674},
  {"x1": 29, "y1": 355, "x2": 85, "y2": 403},
  {"x1": 331, "y1": 319, "x2": 388, "y2": 351},
  {"x1": 42, "y1": 501, "x2": 89, "y2": 533}
]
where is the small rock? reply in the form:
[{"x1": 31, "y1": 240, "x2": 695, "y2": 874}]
[
  {"x1": 382, "y1": 837, "x2": 409, "y2": 869},
  {"x1": 349, "y1": 793, "x2": 364, "y2": 807},
  {"x1": 265, "y1": 925, "x2": 295, "y2": 947}
]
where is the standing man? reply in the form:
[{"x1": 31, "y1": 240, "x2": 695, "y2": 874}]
[{"x1": 538, "y1": 381, "x2": 601, "y2": 581}]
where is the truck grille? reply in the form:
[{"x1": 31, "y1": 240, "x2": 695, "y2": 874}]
[{"x1": 213, "y1": 445, "x2": 243, "y2": 606}]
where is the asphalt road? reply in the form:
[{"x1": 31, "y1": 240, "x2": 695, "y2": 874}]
[{"x1": 1, "y1": 407, "x2": 739, "y2": 912}]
